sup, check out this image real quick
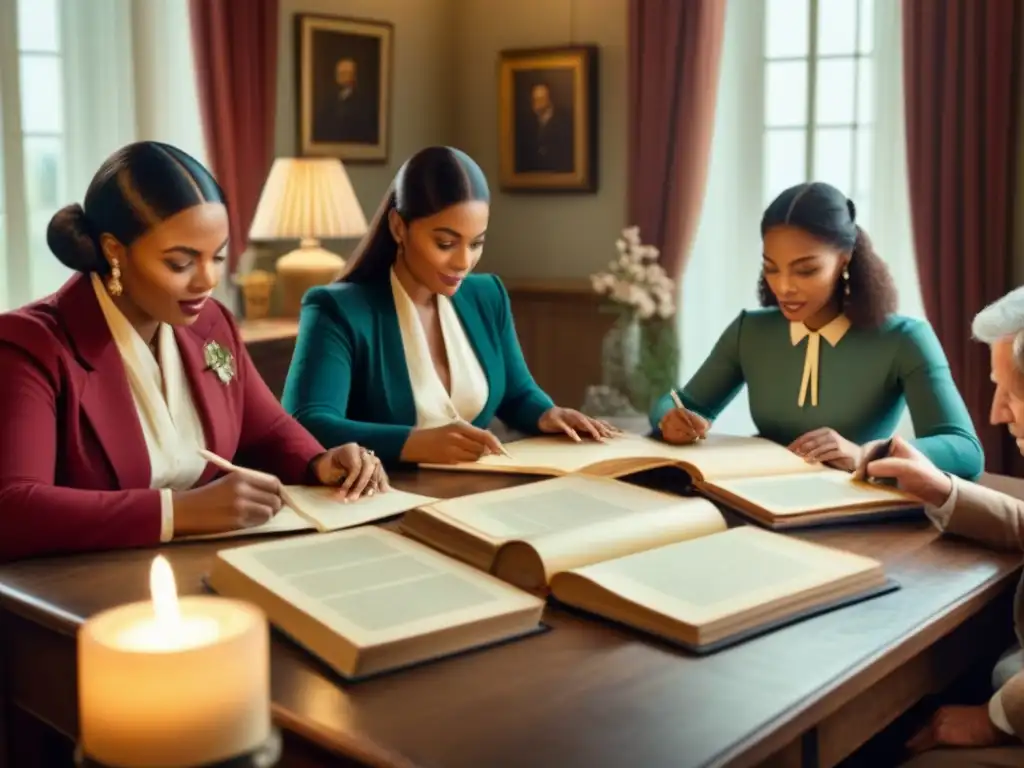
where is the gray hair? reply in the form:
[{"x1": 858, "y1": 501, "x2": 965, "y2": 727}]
[{"x1": 971, "y1": 285, "x2": 1024, "y2": 373}]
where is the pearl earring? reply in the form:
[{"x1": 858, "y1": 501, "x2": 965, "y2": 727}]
[
  {"x1": 107, "y1": 259, "x2": 123, "y2": 297},
  {"x1": 842, "y1": 266, "x2": 851, "y2": 297}
]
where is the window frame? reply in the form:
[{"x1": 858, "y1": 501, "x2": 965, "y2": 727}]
[{"x1": 763, "y1": 0, "x2": 875, "y2": 211}]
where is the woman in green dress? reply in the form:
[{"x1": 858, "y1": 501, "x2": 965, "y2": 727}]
[
  {"x1": 650, "y1": 181, "x2": 983, "y2": 478},
  {"x1": 282, "y1": 146, "x2": 615, "y2": 465}
]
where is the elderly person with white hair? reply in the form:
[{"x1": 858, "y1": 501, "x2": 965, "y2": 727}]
[{"x1": 857, "y1": 287, "x2": 1024, "y2": 765}]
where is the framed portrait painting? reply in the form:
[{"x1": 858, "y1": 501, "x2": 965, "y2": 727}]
[
  {"x1": 295, "y1": 14, "x2": 393, "y2": 163},
  {"x1": 498, "y1": 45, "x2": 599, "y2": 193}
]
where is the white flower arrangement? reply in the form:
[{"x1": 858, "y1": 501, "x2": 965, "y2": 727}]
[{"x1": 590, "y1": 226, "x2": 676, "y2": 321}]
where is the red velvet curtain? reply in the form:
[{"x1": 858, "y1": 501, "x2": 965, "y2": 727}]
[
  {"x1": 627, "y1": 0, "x2": 726, "y2": 281},
  {"x1": 189, "y1": 0, "x2": 279, "y2": 274},
  {"x1": 903, "y1": 0, "x2": 1023, "y2": 474}
]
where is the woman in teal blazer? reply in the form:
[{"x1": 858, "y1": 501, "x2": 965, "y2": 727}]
[
  {"x1": 282, "y1": 146, "x2": 616, "y2": 464},
  {"x1": 649, "y1": 182, "x2": 983, "y2": 479}
]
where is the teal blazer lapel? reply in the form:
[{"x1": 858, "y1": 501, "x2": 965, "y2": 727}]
[
  {"x1": 451, "y1": 289, "x2": 501, "y2": 425},
  {"x1": 375, "y1": 283, "x2": 418, "y2": 426}
]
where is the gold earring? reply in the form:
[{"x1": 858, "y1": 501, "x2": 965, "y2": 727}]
[
  {"x1": 108, "y1": 259, "x2": 123, "y2": 297},
  {"x1": 842, "y1": 266, "x2": 851, "y2": 297}
]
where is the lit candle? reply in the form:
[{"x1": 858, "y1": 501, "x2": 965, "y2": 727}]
[{"x1": 78, "y1": 555, "x2": 271, "y2": 767}]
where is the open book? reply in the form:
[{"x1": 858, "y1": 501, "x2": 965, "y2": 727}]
[
  {"x1": 424, "y1": 433, "x2": 920, "y2": 528},
  {"x1": 401, "y1": 475, "x2": 727, "y2": 589},
  {"x1": 400, "y1": 475, "x2": 893, "y2": 651},
  {"x1": 207, "y1": 527, "x2": 546, "y2": 680},
  {"x1": 182, "y1": 451, "x2": 437, "y2": 541},
  {"x1": 181, "y1": 486, "x2": 438, "y2": 542}
]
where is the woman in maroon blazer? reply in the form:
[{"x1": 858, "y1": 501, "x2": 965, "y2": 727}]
[{"x1": 0, "y1": 141, "x2": 388, "y2": 561}]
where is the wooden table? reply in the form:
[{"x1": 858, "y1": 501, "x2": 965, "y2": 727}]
[{"x1": 0, "y1": 470, "x2": 1020, "y2": 768}]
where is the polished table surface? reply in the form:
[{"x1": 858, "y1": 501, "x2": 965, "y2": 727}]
[{"x1": 0, "y1": 469, "x2": 1021, "y2": 768}]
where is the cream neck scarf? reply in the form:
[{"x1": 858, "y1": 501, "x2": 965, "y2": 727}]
[
  {"x1": 91, "y1": 273, "x2": 207, "y2": 490},
  {"x1": 390, "y1": 269, "x2": 489, "y2": 428},
  {"x1": 789, "y1": 313, "x2": 851, "y2": 407}
]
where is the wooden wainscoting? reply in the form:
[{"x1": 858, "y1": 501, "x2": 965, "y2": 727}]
[
  {"x1": 240, "y1": 318, "x2": 300, "y2": 400},
  {"x1": 504, "y1": 278, "x2": 614, "y2": 409},
  {"x1": 240, "y1": 278, "x2": 612, "y2": 408}
]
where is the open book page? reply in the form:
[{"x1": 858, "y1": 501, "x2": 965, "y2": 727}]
[
  {"x1": 428, "y1": 433, "x2": 821, "y2": 481},
  {"x1": 280, "y1": 486, "x2": 438, "y2": 531},
  {"x1": 551, "y1": 527, "x2": 882, "y2": 630},
  {"x1": 217, "y1": 528, "x2": 543, "y2": 647},
  {"x1": 706, "y1": 471, "x2": 918, "y2": 516},
  {"x1": 180, "y1": 506, "x2": 313, "y2": 541},
  {"x1": 419, "y1": 475, "x2": 727, "y2": 578}
]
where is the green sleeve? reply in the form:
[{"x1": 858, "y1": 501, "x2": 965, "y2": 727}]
[
  {"x1": 490, "y1": 275, "x2": 555, "y2": 432},
  {"x1": 282, "y1": 289, "x2": 412, "y2": 464},
  {"x1": 897, "y1": 320, "x2": 984, "y2": 479},
  {"x1": 649, "y1": 312, "x2": 746, "y2": 434}
]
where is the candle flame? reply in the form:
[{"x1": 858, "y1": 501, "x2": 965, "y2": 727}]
[{"x1": 149, "y1": 555, "x2": 181, "y2": 630}]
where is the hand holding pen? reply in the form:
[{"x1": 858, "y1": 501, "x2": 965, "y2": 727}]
[
  {"x1": 659, "y1": 390, "x2": 710, "y2": 445},
  {"x1": 852, "y1": 436, "x2": 953, "y2": 506}
]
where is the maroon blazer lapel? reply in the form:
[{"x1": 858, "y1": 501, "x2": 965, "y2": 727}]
[
  {"x1": 174, "y1": 315, "x2": 237, "y2": 483},
  {"x1": 56, "y1": 274, "x2": 151, "y2": 490}
]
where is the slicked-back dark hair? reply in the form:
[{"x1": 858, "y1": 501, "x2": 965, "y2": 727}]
[
  {"x1": 46, "y1": 141, "x2": 225, "y2": 274},
  {"x1": 339, "y1": 146, "x2": 490, "y2": 285}
]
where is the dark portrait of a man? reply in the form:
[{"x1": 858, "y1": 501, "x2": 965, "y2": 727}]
[
  {"x1": 311, "y1": 30, "x2": 380, "y2": 145},
  {"x1": 512, "y1": 70, "x2": 576, "y2": 174}
]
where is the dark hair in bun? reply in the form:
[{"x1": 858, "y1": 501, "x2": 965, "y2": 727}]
[{"x1": 46, "y1": 141, "x2": 226, "y2": 274}]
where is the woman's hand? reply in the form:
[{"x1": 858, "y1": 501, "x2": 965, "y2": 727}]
[
  {"x1": 314, "y1": 443, "x2": 390, "y2": 501},
  {"x1": 172, "y1": 470, "x2": 283, "y2": 537},
  {"x1": 400, "y1": 422, "x2": 507, "y2": 465},
  {"x1": 658, "y1": 408, "x2": 710, "y2": 445},
  {"x1": 538, "y1": 407, "x2": 620, "y2": 442},
  {"x1": 788, "y1": 428, "x2": 861, "y2": 471}
]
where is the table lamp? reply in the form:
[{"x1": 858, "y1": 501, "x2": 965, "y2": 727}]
[{"x1": 249, "y1": 157, "x2": 368, "y2": 317}]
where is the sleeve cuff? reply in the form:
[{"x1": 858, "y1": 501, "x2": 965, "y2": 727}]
[
  {"x1": 159, "y1": 489, "x2": 174, "y2": 543},
  {"x1": 924, "y1": 474, "x2": 958, "y2": 530},
  {"x1": 990, "y1": 689, "x2": 1015, "y2": 735}
]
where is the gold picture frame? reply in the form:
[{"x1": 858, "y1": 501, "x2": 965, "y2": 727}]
[
  {"x1": 295, "y1": 14, "x2": 393, "y2": 163},
  {"x1": 498, "y1": 45, "x2": 599, "y2": 193}
]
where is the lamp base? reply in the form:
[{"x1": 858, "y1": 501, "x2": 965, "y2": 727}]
[
  {"x1": 275, "y1": 240, "x2": 346, "y2": 317},
  {"x1": 75, "y1": 728, "x2": 281, "y2": 768}
]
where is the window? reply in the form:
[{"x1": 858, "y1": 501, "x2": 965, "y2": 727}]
[
  {"x1": 763, "y1": 0, "x2": 875, "y2": 227},
  {"x1": 0, "y1": 0, "x2": 69, "y2": 310},
  {"x1": 18, "y1": 0, "x2": 71, "y2": 301},
  {"x1": 0, "y1": 0, "x2": 207, "y2": 311}
]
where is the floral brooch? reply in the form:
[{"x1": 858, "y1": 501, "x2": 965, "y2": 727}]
[{"x1": 203, "y1": 340, "x2": 235, "y2": 384}]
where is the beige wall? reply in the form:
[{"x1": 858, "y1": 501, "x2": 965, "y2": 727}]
[
  {"x1": 451, "y1": 0, "x2": 628, "y2": 279},
  {"x1": 271, "y1": 0, "x2": 627, "y2": 280},
  {"x1": 273, "y1": 0, "x2": 457, "y2": 224}
]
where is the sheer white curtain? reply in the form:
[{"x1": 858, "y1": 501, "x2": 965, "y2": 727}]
[
  {"x1": 130, "y1": 0, "x2": 208, "y2": 167},
  {"x1": 0, "y1": 0, "x2": 210, "y2": 310},
  {"x1": 869, "y1": 0, "x2": 920, "y2": 438},
  {"x1": 678, "y1": 0, "x2": 922, "y2": 439},
  {"x1": 869, "y1": 0, "x2": 922, "y2": 320},
  {"x1": 679, "y1": 0, "x2": 764, "y2": 437}
]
